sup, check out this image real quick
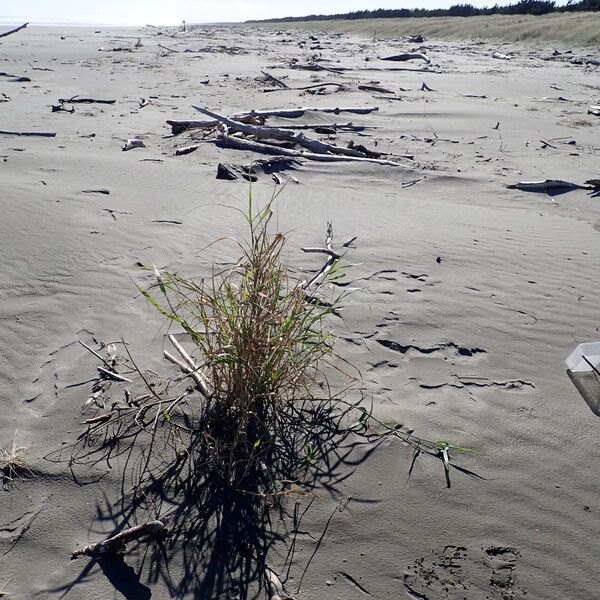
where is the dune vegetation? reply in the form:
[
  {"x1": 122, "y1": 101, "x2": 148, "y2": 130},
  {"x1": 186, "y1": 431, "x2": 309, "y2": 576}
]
[{"x1": 259, "y1": 11, "x2": 600, "y2": 46}]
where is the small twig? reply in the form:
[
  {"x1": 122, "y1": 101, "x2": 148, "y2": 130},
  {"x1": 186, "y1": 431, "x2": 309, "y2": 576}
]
[
  {"x1": 71, "y1": 520, "x2": 165, "y2": 559},
  {"x1": 97, "y1": 366, "x2": 132, "y2": 382},
  {"x1": 168, "y1": 335, "x2": 210, "y2": 397},
  {"x1": 79, "y1": 340, "x2": 112, "y2": 367}
]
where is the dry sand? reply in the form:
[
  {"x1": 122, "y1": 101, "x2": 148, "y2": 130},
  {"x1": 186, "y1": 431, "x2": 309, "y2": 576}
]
[{"x1": 1, "y1": 23, "x2": 600, "y2": 600}]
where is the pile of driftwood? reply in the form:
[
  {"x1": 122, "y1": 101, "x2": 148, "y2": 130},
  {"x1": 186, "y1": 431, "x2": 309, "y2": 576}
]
[{"x1": 168, "y1": 105, "x2": 413, "y2": 175}]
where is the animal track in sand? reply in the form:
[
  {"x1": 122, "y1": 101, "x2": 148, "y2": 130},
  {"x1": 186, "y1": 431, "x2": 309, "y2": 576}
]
[
  {"x1": 403, "y1": 545, "x2": 469, "y2": 599},
  {"x1": 409, "y1": 376, "x2": 535, "y2": 392},
  {"x1": 402, "y1": 545, "x2": 524, "y2": 600},
  {"x1": 377, "y1": 339, "x2": 487, "y2": 358}
]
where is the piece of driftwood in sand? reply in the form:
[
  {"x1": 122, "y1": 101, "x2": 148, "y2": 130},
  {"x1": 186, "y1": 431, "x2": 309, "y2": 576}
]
[
  {"x1": 0, "y1": 129, "x2": 56, "y2": 137},
  {"x1": 260, "y1": 70, "x2": 288, "y2": 89},
  {"x1": 231, "y1": 106, "x2": 379, "y2": 120},
  {"x1": 421, "y1": 82, "x2": 435, "y2": 92},
  {"x1": 58, "y1": 96, "x2": 116, "y2": 104},
  {"x1": 167, "y1": 334, "x2": 211, "y2": 398},
  {"x1": 507, "y1": 180, "x2": 593, "y2": 192},
  {"x1": 264, "y1": 82, "x2": 344, "y2": 93},
  {"x1": 71, "y1": 520, "x2": 165, "y2": 559},
  {"x1": 301, "y1": 222, "x2": 356, "y2": 291},
  {"x1": 585, "y1": 179, "x2": 600, "y2": 188},
  {"x1": 193, "y1": 106, "x2": 379, "y2": 160},
  {"x1": 588, "y1": 106, "x2": 600, "y2": 116},
  {"x1": 0, "y1": 22, "x2": 28, "y2": 39},
  {"x1": 167, "y1": 118, "x2": 372, "y2": 135},
  {"x1": 358, "y1": 84, "x2": 394, "y2": 94},
  {"x1": 216, "y1": 134, "x2": 404, "y2": 167},
  {"x1": 287, "y1": 63, "x2": 350, "y2": 74},
  {"x1": 216, "y1": 157, "x2": 302, "y2": 183},
  {"x1": 174, "y1": 142, "x2": 201, "y2": 156},
  {"x1": 122, "y1": 138, "x2": 145, "y2": 151},
  {"x1": 167, "y1": 119, "x2": 218, "y2": 134},
  {"x1": 52, "y1": 103, "x2": 74, "y2": 113},
  {"x1": 381, "y1": 52, "x2": 431, "y2": 64}
]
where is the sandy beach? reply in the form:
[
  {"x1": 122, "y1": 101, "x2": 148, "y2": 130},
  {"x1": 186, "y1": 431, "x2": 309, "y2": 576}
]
[{"x1": 1, "y1": 23, "x2": 600, "y2": 599}]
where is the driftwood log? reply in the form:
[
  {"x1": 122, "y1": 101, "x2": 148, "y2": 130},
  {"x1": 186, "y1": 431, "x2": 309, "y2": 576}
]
[
  {"x1": 71, "y1": 520, "x2": 165, "y2": 559},
  {"x1": 382, "y1": 53, "x2": 431, "y2": 64},
  {"x1": 0, "y1": 22, "x2": 28, "y2": 39},
  {"x1": 232, "y1": 106, "x2": 378, "y2": 120},
  {"x1": 215, "y1": 134, "x2": 404, "y2": 167},
  {"x1": 0, "y1": 129, "x2": 56, "y2": 137},
  {"x1": 193, "y1": 106, "x2": 383, "y2": 160},
  {"x1": 507, "y1": 180, "x2": 593, "y2": 192},
  {"x1": 167, "y1": 119, "x2": 370, "y2": 135}
]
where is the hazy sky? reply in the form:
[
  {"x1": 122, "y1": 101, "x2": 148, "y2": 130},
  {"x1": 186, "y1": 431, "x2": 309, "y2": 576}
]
[{"x1": 1, "y1": 0, "x2": 512, "y2": 26}]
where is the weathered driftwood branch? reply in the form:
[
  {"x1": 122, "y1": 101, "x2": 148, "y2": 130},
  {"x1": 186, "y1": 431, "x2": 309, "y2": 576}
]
[
  {"x1": 0, "y1": 129, "x2": 56, "y2": 137},
  {"x1": 167, "y1": 118, "x2": 371, "y2": 135},
  {"x1": 98, "y1": 366, "x2": 132, "y2": 382},
  {"x1": 58, "y1": 96, "x2": 116, "y2": 104},
  {"x1": 260, "y1": 70, "x2": 288, "y2": 89},
  {"x1": 0, "y1": 22, "x2": 28, "y2": 39},
  {"x1": 168, "y1": 334, "x2": 211, "y2": 398},
  {"x1": 232, "y1": 106, "x2": 378, "y2": 120},
  {"x1": 194, "y1": 106, "x2": 382, "y2": 160},
  {"x1": 264, "y1": 82, "x2": 344, "y2": 93},
  {"x1": 71, "y1": 520, "x2": 165, "y2": 559},
  {"x1": 215, "y1": 134, "x2": 404, "y2": 167},
  {"x1": 382, "y1": 53, "x2": 430, "y2": 64},
  {"x1": 301, "y1": 223, "x2": 355, "y2": 292},
  {"x1": 507, "y1": 179, "x2": 593, "y2": 192},
  {"x1": 359, "y1": 84, "x2": 394, "y2": 94},
  {"x1": 167, "y1": 119, "x2": 218, "y2": 134},
  {"x1": 174, "y1": 142, "x2": 201, "y2": 155}
]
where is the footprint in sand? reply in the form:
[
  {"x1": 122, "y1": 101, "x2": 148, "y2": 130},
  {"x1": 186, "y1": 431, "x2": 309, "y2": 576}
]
[
  {"x1": 402, "y1": 545, "x2": 524, "y2": 600},
  {"x1": 483, "y1": 546, "x2": 521, "y2": 599}
]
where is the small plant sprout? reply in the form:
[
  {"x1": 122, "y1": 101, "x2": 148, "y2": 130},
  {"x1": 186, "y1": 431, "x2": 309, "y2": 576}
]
[{"x1": 0, "y1": 432, "x2": 27, "y2": 483}]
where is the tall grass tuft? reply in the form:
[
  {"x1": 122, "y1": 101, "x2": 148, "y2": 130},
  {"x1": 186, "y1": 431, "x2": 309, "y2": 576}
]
[{"x1": 139, "y1": 193, "x2": 344, "y2": 489}]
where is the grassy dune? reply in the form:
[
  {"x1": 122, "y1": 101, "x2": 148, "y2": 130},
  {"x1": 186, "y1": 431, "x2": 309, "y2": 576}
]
[{"x1": 259, "y1": 12, "x2": 600, "y2": 46}]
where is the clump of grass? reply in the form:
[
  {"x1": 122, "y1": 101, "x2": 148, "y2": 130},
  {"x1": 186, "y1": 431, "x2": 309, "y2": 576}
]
[
  {"x1": 139, "y1": 194, "x2": 344, "y2": 489},
  {"x1": 0, "y1": 433, "x2": 27, "y2": 484}
]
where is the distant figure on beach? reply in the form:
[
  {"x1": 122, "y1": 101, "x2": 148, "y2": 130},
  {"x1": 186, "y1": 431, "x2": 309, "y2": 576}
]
[{"x1": 180, "y1": 20, "x2": 186, "y2": 32}]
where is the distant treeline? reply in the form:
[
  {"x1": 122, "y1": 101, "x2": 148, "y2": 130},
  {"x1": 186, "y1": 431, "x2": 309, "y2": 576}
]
[{"x1": 252, "y1": 0, "x2": 600, "y2": 22}]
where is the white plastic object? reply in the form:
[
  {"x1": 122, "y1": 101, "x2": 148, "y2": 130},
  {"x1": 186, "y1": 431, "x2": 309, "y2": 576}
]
[{"x1": 565, "y1": 343, "x2": 600, "y2": 373}]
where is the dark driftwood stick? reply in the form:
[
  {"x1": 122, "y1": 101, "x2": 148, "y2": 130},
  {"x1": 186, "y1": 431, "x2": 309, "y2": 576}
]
[
  {"x1": 71, "y1": 520, "x2": 165, "y2": 559},
  {"x1": 232, "y1": 106, "x2": 378, "y2": 120},
  {"x1": 0, "y1": 22, "x2": 28, "y2": 39},
  {"x1": 382, "y1": 52, "x2": 430, "y2": 64},
  {"x1": 59, "y1": 97, "x2": 116, "y2": 104},
  {"x1": 0, "y1": 129, "x2": 56, "y2": 137},
  {"x1": 260, "y1": 70, "x2": 288, "y2": 88}
]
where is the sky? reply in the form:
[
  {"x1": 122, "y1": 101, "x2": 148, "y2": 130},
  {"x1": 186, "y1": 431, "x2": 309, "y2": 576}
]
[{"x1": 1, "y1": 0, "x2": 516, "y2": 26}]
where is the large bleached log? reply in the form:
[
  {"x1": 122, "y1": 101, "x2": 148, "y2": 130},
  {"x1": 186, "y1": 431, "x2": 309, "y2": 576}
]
[
  {"x1": 71, "y1": 520, "x2": 165, "y2": 559},
  {"x1": 215, "y1": 134, "x2": 405, "y2": 167},
  {"x1": 382, "y1": 52, "x2": 431, "y2": 64},
  {"x1": 193, "y1": 106, "x2": 377, "y2": 159},
  {"x1": 0, "y1": 22, "x2": 28, "y2": 39}
]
